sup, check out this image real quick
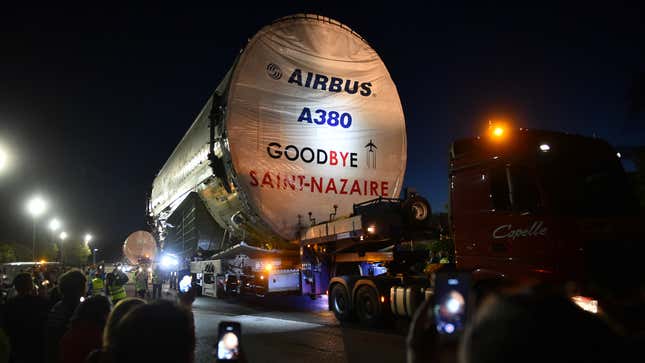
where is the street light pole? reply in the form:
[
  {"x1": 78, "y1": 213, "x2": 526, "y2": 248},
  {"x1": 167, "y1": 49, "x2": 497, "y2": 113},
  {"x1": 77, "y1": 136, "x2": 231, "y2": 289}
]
[
  {"x1": 84, "y1": 234, "x2": 93, "y2": 266},
  {"x1": 26, "y1": 196, "x2": 47, "y2": 261},
  {"x1": 49, "y1": 218, "x2": 61, "y2": 261},
  {"x1": 32, "y1": 219, "x2": 36, "y2": 261},
  {"x1": 59, "y1": 231, "x2": 67, "y2": 265},
  {"x1": 93, "y1": 249, "x2": 98, "y2": 265}
]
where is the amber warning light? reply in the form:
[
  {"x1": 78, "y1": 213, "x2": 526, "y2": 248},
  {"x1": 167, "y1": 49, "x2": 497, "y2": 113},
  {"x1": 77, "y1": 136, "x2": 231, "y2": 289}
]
[{"x1": 487, "y1": 120, "x2": 510, "y2": 141}]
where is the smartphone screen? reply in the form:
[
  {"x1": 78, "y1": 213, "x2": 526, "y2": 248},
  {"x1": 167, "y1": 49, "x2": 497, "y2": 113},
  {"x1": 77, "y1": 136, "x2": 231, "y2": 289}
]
[
  {"x1": 179, "y1": 274, "x2": 192, "y2": 293},
  {"x1": 216, "y1": 321, "x2": 241, "y2": 361},
  {"x1": 433, "y1": 272, "x2": 471, "y2": 335}
]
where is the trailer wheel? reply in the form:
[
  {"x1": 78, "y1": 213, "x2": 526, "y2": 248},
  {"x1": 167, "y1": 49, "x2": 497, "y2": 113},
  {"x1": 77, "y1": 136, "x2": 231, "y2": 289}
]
[
  {"x1": 355, "y1": 285, "x2": 382, "y2": 327},
  {"x1": 330, "y1": 284, "x2": 353, "y2": 322},
  {"x1": 402, "y1": 195, "x2": 431, "y2": 226}
]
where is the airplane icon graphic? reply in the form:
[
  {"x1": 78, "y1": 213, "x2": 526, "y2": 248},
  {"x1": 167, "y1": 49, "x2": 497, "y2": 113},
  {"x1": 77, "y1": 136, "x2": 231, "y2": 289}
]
[{"x1": 365, "y1": 139, "x2": 377, "y2": 168}]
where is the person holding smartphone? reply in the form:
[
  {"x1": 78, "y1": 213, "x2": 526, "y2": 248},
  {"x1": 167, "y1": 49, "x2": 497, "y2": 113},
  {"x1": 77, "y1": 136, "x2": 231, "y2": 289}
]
[
  {"x1": 216, "y1": 322, "x2": 242, "y2": 362},
  {"x1": 407, "y1": 276, "x2": 619, "y2": 363}
]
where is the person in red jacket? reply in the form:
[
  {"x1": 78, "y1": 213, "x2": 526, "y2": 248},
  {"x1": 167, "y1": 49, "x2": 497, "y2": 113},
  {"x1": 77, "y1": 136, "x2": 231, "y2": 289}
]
[{"x1": 59, "y1": 295, "x2": 111, "y2": 363}]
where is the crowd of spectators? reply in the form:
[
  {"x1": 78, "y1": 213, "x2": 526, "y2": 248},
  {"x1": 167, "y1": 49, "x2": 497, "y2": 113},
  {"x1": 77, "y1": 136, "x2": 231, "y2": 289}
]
[{"x1": 0, "y1": 269, "x2": 195, "y2": 363}]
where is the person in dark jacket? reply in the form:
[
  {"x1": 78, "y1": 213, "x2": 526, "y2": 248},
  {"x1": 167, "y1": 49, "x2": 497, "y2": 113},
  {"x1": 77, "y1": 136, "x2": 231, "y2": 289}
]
[
  {"x1": 108, "y1": 301, "x2": 195, "y2": 363},
  {"x1": 59, "y1": 295, "x2": 111, "y2": 363},
  {"x1": 45, "y1": 269, "x2": 87, "y2": 363},
  {"x1": 3, "y1": 272, "x2": 50, "y2": 363}
]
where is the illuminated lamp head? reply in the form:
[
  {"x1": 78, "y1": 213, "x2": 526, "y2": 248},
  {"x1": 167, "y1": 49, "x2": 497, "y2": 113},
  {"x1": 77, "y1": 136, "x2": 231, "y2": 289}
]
[
  {"x1": 487, "y1": 120, "x2": 510, "y2": 142},
  {"x1": 264, "y1": 263, "x2": 273, "y2": 272}
]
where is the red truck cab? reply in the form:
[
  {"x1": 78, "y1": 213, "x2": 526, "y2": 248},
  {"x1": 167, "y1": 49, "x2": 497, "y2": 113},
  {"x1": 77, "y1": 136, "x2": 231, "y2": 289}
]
[{"x1": 450, "y1": 129, "x2": 641, "y2": 293}]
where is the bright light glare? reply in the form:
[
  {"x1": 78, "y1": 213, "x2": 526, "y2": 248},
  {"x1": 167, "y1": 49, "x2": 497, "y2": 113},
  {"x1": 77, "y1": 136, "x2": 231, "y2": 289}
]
[
  {"x1": 539, "y1": 144, "x2": 551, "y2": 152},
  {"x1": 0, "y1": 147, "x2": 7, "y2": 171},
  {"x1": 264, "y1": 263, "x2": 273, "y2": 272},
  {"x1": 49, "y1": 218, "x2": 61, "y2": 231},
  {"x1": 26, "y1": 196, "x2": 47, "y2": 217},
  {"x1": 616, "y1": 152, "x2": 621, "y2": 158},
  {"x1": 84, "y1": 234, "x2": 93, "y2": 243},
  {"x1": 571, "y1": 295, "x2": 598, "y2": 314},
  {"x1": 147, "y1": 267, "x2": 152, "y2": 272},
  {"x1": 446, "y1": 298, "x2": 461, "y2": 314},
  {"x1": 59, "y1": 231, "x2": 68, "y2": 240},
  {"x1": 160, "y1": 255, "x2": 178, "y2": 268},
  {"x1": 492, "y1": 127, "x2": 504, "y2": 137},
  {"x1": 444, "y1": 323, "x2": 455, "y2": 334},
  {"x1": 179, "y1": 275, "x2": 192, "y2": 292},
  {"x1": 367, "y1": 225, "x2": 376, "y2": 234}
]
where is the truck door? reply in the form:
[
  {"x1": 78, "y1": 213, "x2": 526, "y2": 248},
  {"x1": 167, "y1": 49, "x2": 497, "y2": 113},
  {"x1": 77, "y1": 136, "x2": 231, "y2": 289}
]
[
  {"x1": 202, "y1": 273, "x2": 217, "y2": 297},
  {"x1": 453, "y1": 161, "x2": 555, "y2": 280},
  {"x1": 483, "y1": 162, "x2": 555, "y2": 278}
]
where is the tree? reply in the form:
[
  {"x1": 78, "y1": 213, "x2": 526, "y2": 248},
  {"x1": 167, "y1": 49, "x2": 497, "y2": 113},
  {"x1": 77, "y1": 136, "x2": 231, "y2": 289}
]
[
  {"x1": 61, "y1": 239, "x2": 91, "y2": 267},
  {"x1": 39, "y1": 243, "x2": 59, "y2": 262},
  {"x1": 0, "y1": 244, "x2": 16, "y2": 263}
]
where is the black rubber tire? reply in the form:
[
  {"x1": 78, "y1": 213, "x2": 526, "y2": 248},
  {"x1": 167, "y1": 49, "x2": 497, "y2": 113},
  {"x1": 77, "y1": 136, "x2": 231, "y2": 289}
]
[
  {"x1": 354, "y1": 285, "x2": 383, "y2": 327},
  {"x1": 330, "y1": 284, "x2": 353, "y2": 322},
  {"x1": 402, "y1": 195, "x2": 432, "y2": 226}
]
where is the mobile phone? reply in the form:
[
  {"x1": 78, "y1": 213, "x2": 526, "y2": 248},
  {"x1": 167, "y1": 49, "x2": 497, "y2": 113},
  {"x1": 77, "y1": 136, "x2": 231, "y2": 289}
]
[
  {"x1": 433, "y1": 271, "x2": 471, "y2": 336},
  {"x1": 216, "y1": 321, "x2": 241, "y2": 361},
  {"x1": 179, "y1": 275, "x2": 192, "y2": 293}
]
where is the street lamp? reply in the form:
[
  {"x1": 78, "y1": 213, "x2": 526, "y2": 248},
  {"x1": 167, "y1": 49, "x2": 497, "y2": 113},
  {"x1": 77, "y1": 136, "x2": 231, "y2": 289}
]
[
  {"x1": 49, "y1": 218, "x2": 61, "y2": 232},
  {"x1": 59, "y1": 231, "x2": 67, "y2": 265},
  {"x1": 93, "y1": 248, "x2": 98, "y2": 265},
  {"x1": 26, "y1": 196, "x2": 47, "y2": 261},
  {"x1": 84, "y1": 233, "x2": 93, "y2": 245},
  {"x1": 49, "y1": 218, "x2": 62, "y2": 263},
  {"x1": 0, "y1": 146, "x2": 8, "y2": 172}
]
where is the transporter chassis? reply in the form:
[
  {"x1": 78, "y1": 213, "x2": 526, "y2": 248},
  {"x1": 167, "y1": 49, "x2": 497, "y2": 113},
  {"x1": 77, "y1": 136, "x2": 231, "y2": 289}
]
[{"x1": 196, "y1": 195, "x2": 437, "y2": 327}]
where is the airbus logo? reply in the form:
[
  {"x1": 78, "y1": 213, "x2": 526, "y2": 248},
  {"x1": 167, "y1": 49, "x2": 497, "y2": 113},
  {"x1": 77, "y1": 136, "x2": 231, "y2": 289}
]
[
  {"x1": 266, "y1": 64, "x2": 373, "y2": 97},
  {"x1": 266, "y1": 63, "x2": 282, "y2": 80}
]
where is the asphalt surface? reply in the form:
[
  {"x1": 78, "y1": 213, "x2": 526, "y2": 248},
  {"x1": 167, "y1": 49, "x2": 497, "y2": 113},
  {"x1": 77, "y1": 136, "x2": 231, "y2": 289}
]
[
  {"x1": 125, "y1": 282, "x2": 408, "y2": 363},
  {"x1": 189, "y1": 294, "x2": 408, "y2": 363}
]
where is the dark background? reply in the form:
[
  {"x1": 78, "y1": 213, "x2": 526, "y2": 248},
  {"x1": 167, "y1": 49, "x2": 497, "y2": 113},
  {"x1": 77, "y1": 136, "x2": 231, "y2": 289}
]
[{"x1": 1, "y1": 3, "x2": 644, "y2": 260}]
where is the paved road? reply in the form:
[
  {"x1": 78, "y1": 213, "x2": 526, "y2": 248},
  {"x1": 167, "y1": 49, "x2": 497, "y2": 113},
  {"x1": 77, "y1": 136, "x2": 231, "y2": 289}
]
[
  {"x1": 125, "y1": 283, "x2": 408, "y2": 362},
  {"x1": 189, "y1": 295, "x2": 408, "y2": 363}
]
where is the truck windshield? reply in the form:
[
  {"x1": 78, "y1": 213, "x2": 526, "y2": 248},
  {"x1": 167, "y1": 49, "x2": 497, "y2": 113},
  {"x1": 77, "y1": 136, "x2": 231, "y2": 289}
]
[{"x1": 536, "y1": 142, "x2": 637, "y2": 217}]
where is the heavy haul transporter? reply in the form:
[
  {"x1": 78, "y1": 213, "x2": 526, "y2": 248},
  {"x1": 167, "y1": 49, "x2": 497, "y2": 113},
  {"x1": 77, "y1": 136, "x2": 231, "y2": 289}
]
[{"x1": 151, "y1": 15, "x2": 642, "y2": 327}]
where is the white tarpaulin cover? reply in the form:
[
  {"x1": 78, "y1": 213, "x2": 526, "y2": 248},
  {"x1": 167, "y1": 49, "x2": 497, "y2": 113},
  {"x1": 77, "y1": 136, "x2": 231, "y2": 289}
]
[
  {"x1": 151, "y1": 14, "x2": 406, "y2": 245},
  {"x1": 226, "y1": 14, "x2": 406, "y2": 240},
  {"x1": 123, "y1": 230, "x2": 158, "y2": 264}
]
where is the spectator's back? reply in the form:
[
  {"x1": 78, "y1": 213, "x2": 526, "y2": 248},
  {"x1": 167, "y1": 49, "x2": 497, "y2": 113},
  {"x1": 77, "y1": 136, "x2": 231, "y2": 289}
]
[{"x1": 3, "y1": 272, "x2": 49, "y2": 363}]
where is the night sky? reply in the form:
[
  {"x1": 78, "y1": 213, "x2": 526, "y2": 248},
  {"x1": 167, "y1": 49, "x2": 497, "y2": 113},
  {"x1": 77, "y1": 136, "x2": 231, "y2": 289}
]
[{"x1": 1, "y1": 3, "x2": 644, "y2": 260}]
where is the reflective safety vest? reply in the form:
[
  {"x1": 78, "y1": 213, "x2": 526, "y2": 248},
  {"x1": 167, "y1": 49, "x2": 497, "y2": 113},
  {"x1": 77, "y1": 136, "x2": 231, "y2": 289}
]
[
  {"x1": 108, "y1": 280, "x2": 127, "y2": 302},
  {"x1": 135, "y1": 278, "x2": 147, "y2": 291},
  {"x1": 92, "y1": 277, "x2": 105, "y2": 294}
]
